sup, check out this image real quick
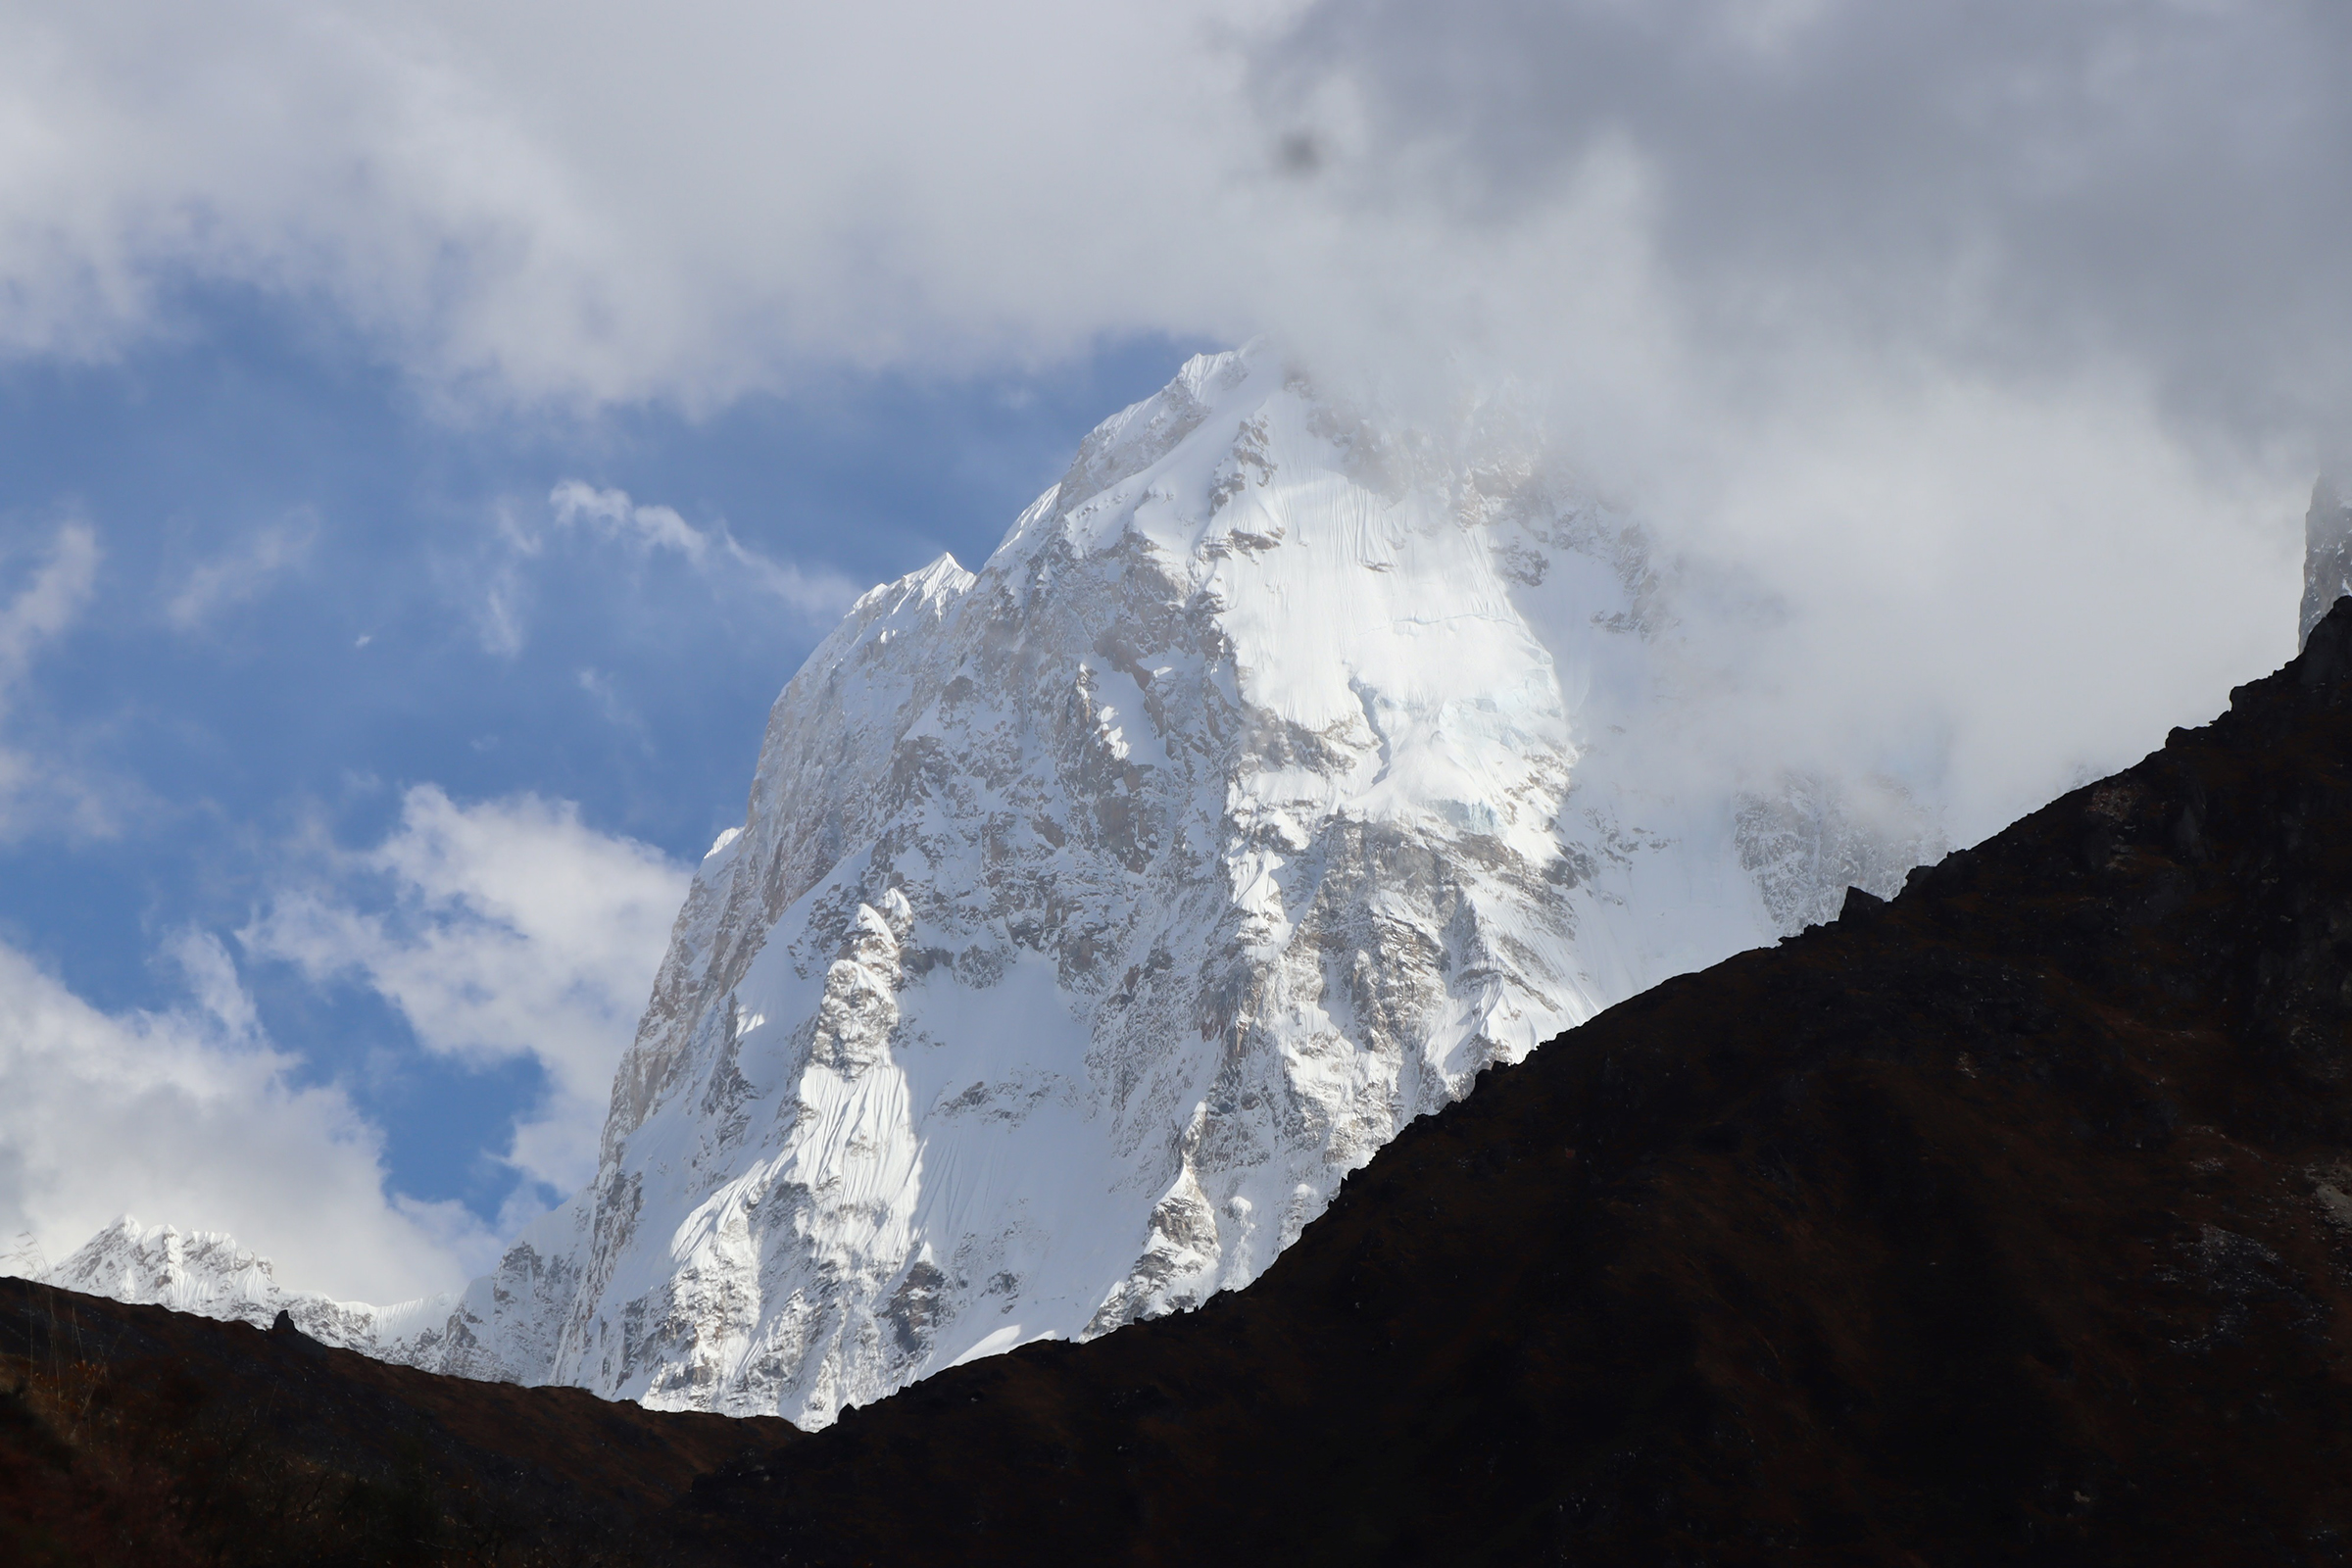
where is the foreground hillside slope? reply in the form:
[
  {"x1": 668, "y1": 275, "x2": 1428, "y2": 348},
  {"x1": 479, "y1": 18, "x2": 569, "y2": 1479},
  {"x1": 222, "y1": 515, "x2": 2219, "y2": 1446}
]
[
  {"x1": 676, "y1": 601, "x2": 2352, "y2": 1564},
  {"x1": 0, "y1": 1276, "x2": 799, "y2": 1565},
  {"x1": 10, "y1": 603, "x2": 2352, "y2": 1564}
]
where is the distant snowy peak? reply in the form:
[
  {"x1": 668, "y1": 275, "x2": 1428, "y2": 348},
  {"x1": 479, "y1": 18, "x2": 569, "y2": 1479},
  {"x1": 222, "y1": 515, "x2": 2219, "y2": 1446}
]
[{"x1": 29, "y1": 1216, "x2": 453, "y2": 1357}]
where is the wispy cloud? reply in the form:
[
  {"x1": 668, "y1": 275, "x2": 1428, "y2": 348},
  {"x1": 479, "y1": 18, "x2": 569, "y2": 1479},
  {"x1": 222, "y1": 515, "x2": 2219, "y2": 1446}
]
[
  {"x1": 165, "y1": 511, "x2": 317, "y2": 630},
  {"x1": 456, "y1": 481, "x2": 859, "y2": 657},
  {"x1": 573, "y1": 665, "x2": 650, "y2": 748},
  {"x1": 0, "y1": 520, "x2": 96, "y2": 685},
  {"x1": 549, "y1": 482, "x2": 708, "y2": 561},
  {"x1": 548, "y1": 480, "x2": 858, "y2": 621},
  {"x1": 450, "y1": 500, "x2": 542, "y2": 659}
]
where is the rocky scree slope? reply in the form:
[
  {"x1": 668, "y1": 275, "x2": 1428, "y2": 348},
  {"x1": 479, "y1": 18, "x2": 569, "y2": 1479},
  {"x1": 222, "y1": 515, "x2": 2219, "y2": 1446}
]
[{"x1": 670, "y1": 596, "x2": 2352, "y2": 1566}]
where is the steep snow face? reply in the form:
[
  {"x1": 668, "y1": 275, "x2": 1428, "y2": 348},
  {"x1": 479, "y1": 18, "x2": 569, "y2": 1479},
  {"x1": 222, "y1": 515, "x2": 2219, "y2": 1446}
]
[
  {"x1": 432, "y1": 346, "x2": 1932, "y2": 1424},
  {"x1": 29, "y1": 1216, "x2": 455, "y2": 1355}
]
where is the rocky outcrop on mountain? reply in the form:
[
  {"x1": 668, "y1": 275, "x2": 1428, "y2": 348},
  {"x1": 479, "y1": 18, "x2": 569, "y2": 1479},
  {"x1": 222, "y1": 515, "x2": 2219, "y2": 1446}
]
[
  {"x1": 669, "y1": 592, "x2": 2352, "y2": 1566},
  {"x1": 1734, "y1": 770, "x2": 1943, "y2": 934}
]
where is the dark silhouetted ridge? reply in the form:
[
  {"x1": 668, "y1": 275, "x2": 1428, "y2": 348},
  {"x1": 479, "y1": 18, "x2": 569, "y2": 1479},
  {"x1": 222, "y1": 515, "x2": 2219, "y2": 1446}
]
[
  {"x1": 0, "y1": 1275, "x2": 801, "y2": 1564},
  {"x1": 16, "y1": 602, "x2": 2352, "y2": 1565}
]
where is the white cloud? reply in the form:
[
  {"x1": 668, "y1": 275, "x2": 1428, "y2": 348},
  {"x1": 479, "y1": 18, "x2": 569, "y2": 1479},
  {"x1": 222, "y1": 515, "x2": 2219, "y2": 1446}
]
[
  {"x1": 0, "y1": 931, "x2": 496, "y2": 1302},
  {"x1": 0, "y1": 0, "x2": 1284, "y2": 404},
  {"x1": 243, "y1": 784, "x2": 690, "y2": 1196},
  {"x1": 451, "y1": 483, "x2": 858, "y2": 657},
  {"x1": 548, "y1": 480, "x2": 858, "y2": 622},
  {"x1": 0, "y1": 3, "x2": 2338, "y2": 981},
  {"x1": 0, "y1": 1, "x2": 2340, "y2": 448}
]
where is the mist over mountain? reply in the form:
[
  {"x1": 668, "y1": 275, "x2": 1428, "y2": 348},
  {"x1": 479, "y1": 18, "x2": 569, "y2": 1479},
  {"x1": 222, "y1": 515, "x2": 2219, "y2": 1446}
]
[{"x1": 0, "y1": 2, "x2": 2328, "y2": 1332}]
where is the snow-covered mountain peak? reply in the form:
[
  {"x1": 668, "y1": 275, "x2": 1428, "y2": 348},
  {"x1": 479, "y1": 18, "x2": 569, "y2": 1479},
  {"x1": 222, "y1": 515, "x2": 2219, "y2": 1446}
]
[
  {"x1": 405, "y1": 346, "x2": 1932, "y2": 1426},
  {"x1": 39, "y1": 348, "x2": 1937, "y2": 1428}
]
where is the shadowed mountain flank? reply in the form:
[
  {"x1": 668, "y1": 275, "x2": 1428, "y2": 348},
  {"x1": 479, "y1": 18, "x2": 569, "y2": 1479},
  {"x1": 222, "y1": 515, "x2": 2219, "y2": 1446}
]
[{"x1": 14, "y1": 603, "x2": 2352, "y2": 1564}]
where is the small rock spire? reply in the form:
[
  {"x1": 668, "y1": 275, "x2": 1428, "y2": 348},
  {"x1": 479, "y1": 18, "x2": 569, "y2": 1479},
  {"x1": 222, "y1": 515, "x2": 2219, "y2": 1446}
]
[{"x1": 2300, "y1": 477, "x2": 2352, "y2": 651}]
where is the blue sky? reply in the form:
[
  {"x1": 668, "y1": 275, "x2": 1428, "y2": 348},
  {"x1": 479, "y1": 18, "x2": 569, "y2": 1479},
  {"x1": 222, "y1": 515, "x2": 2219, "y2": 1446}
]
[{"x1": 0, "y1": 0, "x2": 2342, "y2": 1302}]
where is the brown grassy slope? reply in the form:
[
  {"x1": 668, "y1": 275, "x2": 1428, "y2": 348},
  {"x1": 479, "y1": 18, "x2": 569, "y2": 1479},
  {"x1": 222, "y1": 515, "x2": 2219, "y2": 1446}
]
[
  {"x1": 0, "y1": 1280, "x2": 801, "y2": 1565},
  {"x1": 674, "y1": 604, "x2": 2352, "y2": 1566}
]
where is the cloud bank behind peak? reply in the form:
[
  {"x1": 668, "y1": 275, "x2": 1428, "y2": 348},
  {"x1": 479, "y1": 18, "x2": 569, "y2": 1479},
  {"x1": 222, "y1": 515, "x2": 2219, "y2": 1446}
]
[{"x1": 0, "y1": 2, "x2": 2340, "y2": 448}]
